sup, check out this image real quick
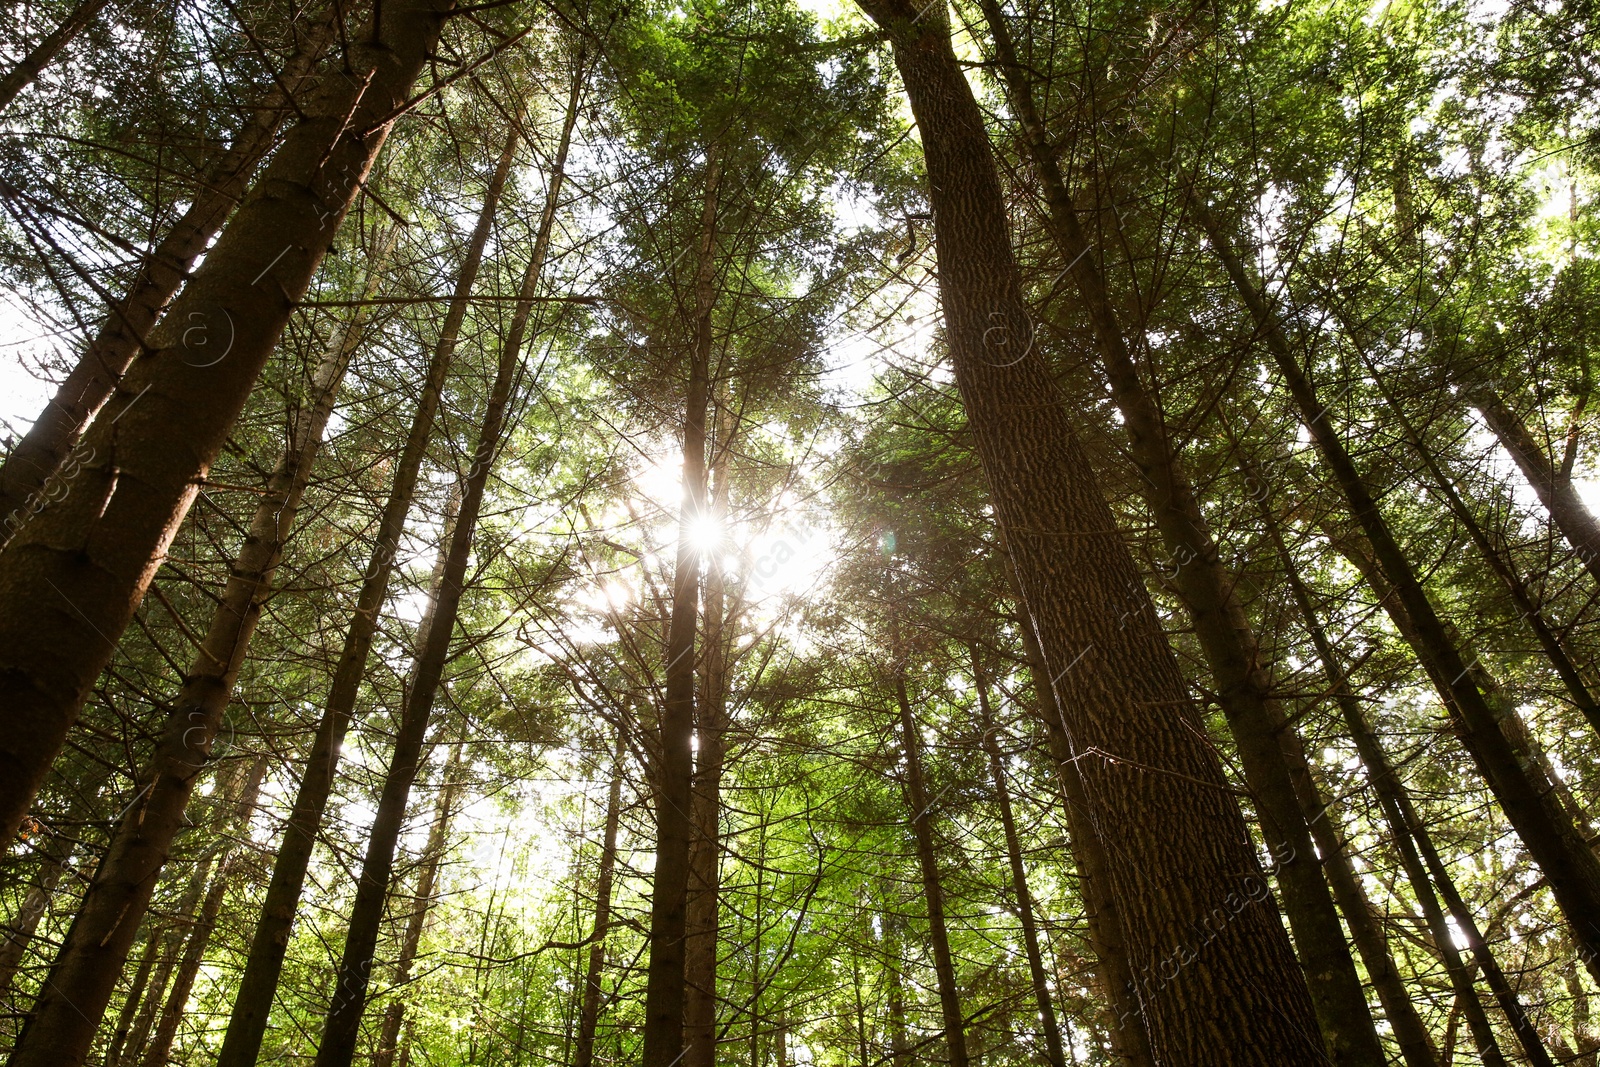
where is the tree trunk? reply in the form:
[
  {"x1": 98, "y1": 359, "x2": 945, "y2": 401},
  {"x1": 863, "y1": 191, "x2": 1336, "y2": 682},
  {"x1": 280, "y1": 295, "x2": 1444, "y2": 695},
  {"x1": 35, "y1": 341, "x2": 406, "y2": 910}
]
[
  {"x1": 0, "y1": 834, "x2": 71, "y2": 1005},
  {"x1": 1258, "y1": 467, "x2": 1546, "y2": 1067},
  {"x1": 1469, "y1": 382, "x2": 1600, "y2": 591},
  {"x1": 641, "y1": 142, "x2": 721, "y2": 1067},
  {"x1": 214, "y1": 130, "x2": 517, "y2": 1067},
  {"x1": 0, "y1": 8, "x2": 339, "y2": 538},
  {"x1": 0, "y1": 0, "x2": 113, "y2": 111},
  {"x1": 139, "y1": 756, "x2": 270, "y2": 1067},
  {"x1": 0, "y1": 0, "x2": 456, "y2": 847},
  {"x1": 312, "y1": 102, "x2": 571, "y2": 1066},
  {"x1": 972, "y1": 649, "x2": 1067, "y2": 1067},
  {"x1": 893, "y1": 670, "x2": 971, "y2": 1067},
  {"x1": 1199, "y1": 207, "x2": 1600, "y2": 983},
  {"x1": 574, "y1": 727, "x2": 626, "y2": 1067},
  {"x1": 969, "y1": 10, "x2": 1382, "y2": 1060},
  {"x1": 4, "y1": 216, "x2": 395, "y2": 1067},
  {"x1": 103, "y1": 929, "x2": 161, "y2": 1067},
  {"x1": 685, "y1": 449, "x2": 732, "y2": 1067},
  {"x1": 371, "y1": 744, "x2": 463, "y2": 1067}
]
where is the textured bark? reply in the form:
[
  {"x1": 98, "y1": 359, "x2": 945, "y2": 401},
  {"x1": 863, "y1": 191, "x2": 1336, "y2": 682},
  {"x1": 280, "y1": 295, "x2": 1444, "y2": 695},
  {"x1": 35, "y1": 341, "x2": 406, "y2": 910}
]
[
  {"x1": 0, "y1": 0, "x2": 456, "y2": 847},
  {"x1": 1200, "y1": 209, "x2": 1600, "y2": 983},
  {"x1": 312, "y1": 110, "x2": 566, "y2": 1067},
  {"x1": 5, "y1": 218, "x2": 393, "y2": 1067},
  {"x1": 371, "y1": 745, "x2": 462, "y2": 1067},
  {"x1": 685, "y1": 458, "x2": 731, "y2": 1067},
  {"x1": 893, "y1": 671, "x2": 971, "y2": 1067},
  {"x1": 641, "y1": 144, "x2": 721, "y2": 1067},
  {"x1": 1470, "y1": 383, "x2": 1600, "y2": 592},
  {"x1": 847, "y1": 5, "x2": 1324, "y2": 1061},
  {"x1": 970, "y1": 10, "x2": 1378, "y2": 1059},
  {"x1": 138, "y1": 756, "x2": 268, "y2": 1067},
  {"x1": 213, "y1": 135, "x2": 514, "y2": 1067},
  {"x1": 574, "y1": 728, "x2": 626, "y2": 1067},
  {"x1": 0, "y1": 9, "x2": 338, "y2": 539},
  {"x1": 973, "y1": 651, "x2": 1066, "y2": 1067},
  {"x1": 0, "y1": 0, "x2": 112, "y2": 111}
]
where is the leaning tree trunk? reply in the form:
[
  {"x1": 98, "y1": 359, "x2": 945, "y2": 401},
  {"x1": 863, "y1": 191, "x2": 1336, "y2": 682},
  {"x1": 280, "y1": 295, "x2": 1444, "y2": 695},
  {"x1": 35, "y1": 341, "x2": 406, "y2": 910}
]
[
  {"x1": 685, "y1": 456, "x2": 732, "y2": 1067},
  {"x1": 847, "y1": 4, "x2": 1326, "y2": 1061},
  {"x1": 0, "y1": 0, "x2": 459, "y2": 847},
  {"x1": 0, "y1": 7, "x2": 339, "y2": 541},
  {"x1": 371, "y1": 744, "x2": 463, "y2": 1067},
  {"x1": 892, "y1": 669, "x2": 971, "y2": 1067},
  {"x1": 103, "y1": 932, "x2": 162, "y2": 1067},
  {"x1": 973, "y1": 650, "x2": 1068, "y2": 1067},
  {"x1": 311, "y1": 108, "x2": 567, "y2": 1067},
  {"x1": 1467, "y1": 381, "x2": 1600, "y2": 592},
  {"x1": 4, "y1": 218, "x2": 394, "y2": 1067},
  {"x1": 574, "y1": 727, "x2": 626, "y2": 1067},
  {"x1": 1198, "y1": 208, "x2": 1600, "y2": 982},
  {"x1": 970, "y1": 9, "x2": 1383, "y2": 1060},
  {"x1": 214, "y1": 132, "x2": 517, "y2": 1067},
  {"x1": 641, "y1": 142, "x2": 721, "y2": 1067},
  {"x1": 0, "y1": 0, "x2": 112, "y2": 111}
]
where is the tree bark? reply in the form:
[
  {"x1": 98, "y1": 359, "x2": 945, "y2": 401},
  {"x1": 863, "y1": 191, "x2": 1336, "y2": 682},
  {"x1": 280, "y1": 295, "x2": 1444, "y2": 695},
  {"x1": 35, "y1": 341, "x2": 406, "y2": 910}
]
[
  {"x1": 214, "y1": 131, "x2": 517, "y2": 1067},
  {"x1": 0, "y1": 831, "x2": 72, "y2": 1006},
  {"x1": 1199, "y1": 206, "x2": 1600, "y2": 983},
  {"x1": 0, "y1": 0, "x2": 113, "y2": 111},
  {"x1": 893, "y1": 670, "x2": 971, "y2": 1067},
  {"x1": 641, "y1": 142, "x2": 721, "y2": 1067},
  {"x1": 574, "y1": 727, "x2": 626, "y2": 1067},
  {"x1": 312, "y1": 102, "x2": 570, "y2": 1065},
  {"x1": 847, "y1": 4, "x2": 1326, "y2": 1061},
  {"x1": 4, "y1": 216, "x2": 395, "y2": 1067},
  {"x1": 0, "y1": 0, "x2": 458, "y2": 847},
  {"x1": 103, "y1": 929, "x2": 161, "y2": 1067},
  {"x1": 973, "y1": 649, "x2": 1067, "y2": 1067},
  {"x1": 0, "y1": 8, "x2": 339, "y2": 543}
]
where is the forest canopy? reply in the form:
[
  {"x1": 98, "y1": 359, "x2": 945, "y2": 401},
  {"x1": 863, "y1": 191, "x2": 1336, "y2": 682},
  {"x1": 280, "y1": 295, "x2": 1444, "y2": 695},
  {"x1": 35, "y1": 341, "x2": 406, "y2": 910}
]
[{"x1": 1, "y1": 0, "x2": 1599, "y2": 1063}]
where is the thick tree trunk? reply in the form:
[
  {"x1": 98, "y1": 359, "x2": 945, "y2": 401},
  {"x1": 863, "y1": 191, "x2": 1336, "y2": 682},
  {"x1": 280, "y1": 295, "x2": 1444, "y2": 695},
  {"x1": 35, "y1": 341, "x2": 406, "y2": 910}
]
[
  {"x1": 215, "y1": 133, "x2": 516, "y2": 1067},
  {"x1": 847, "y1": 5, "x2": 1325, "y2": 1061},
  {"x1": 0, "y1": 8, "x2": 338, "y2": 541},
  {"x1": 0, "y1": 0, "x2": 457, "y2": 847},
  {"x1": 641, "y1": 143, "x2": 721, "y2": 1067},
  {"x1": 685, "y1": 459, "x2": 731, "y2": 1067},
  {"x1": 970, "y1": 10, "x2": 1382, "y2": 1060},
  {"x1": 137, "y1": 755, "x2": 268, "y2": 1067},
  {"x1": 893, "y1": 670, "x2": 971, "y2": 1067},
  {"x1": 973, "y1": 650, "x2": 1067, "y2": 1067},
  {"x1": 1200, "y1": 208, "x2": 1600, "y2": 983},
  {"x1": 4, "y1": 218, "x2": 394, "y2": 1067},
  {"x1": 574, "y1": 728, "x2": 626, "y2": 1067},
  {"x1": 0, "y1": 0, "x2": 112, "y2": 111},
  {"x1": 312, "y1": 105, "x2": 569, "y2": 1066},
  {"x1": 1469, "y1": 383, "x2": 1600, "y2": 591},
  {"x1": 371, "y1": 744, "x2": 462, "y2": 1067}
]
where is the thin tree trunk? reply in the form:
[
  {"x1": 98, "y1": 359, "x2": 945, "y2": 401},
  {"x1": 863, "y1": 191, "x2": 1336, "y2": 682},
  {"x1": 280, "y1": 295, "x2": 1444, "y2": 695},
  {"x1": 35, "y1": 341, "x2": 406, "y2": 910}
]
[
  {"x1": 1257, "y1": 469, "x2": 1544, "y2": 1067},
  {"x1": 103, "y1": 930, "x2": 161, "y2": 1067},
  {"x1": 1198, "y1": 207, "x2": 1600, "y2": 983},
  {"x1": 885, "y1": 940, "x2": 909, "y2": 1067},
  {"x1": 641, "y1": 142, "x2": 721, "y2": 1067},
  {"x1": 138, "y1": 755, "x2": 269, "y2": 1067},
  {"x1": 972, "y1": 649, "x2": 1067, "y2": 1067},
  {"x1": 0, "y1": 0, "x2": 457, "y2": 847},
  {"x1": 574, "y1": 727, "x2": 626, "y2": 1067},
  {"x1": 0, "y1": 836, "x2": 71, "y2": 1005},
  {"x1": 1469, "y1": 382, "x2": 1600, "y2": 591},
  {"x1": 850, "y1": 4, "x2": 1324, "y2": 1060},
  {"x1": 214, "y1": 130, "x2": 517, "y2": 1067},
  {"x1": 685, "y1": 451, "x2": 731, "y2": 1067},
  {"x1": 892, "y1": 670, "x2": 971, "y2": 1067},
  {"x1": 0, "y1": 9, "x2": 340, "y2": 539},
  {"x1": 0, "y1": 0, "x2": 112, "y2": 111},
  {"x1": 371, "y1": 744, "x2": 463, "y2": 1067},
  {"x1": 312, "y1": 99, "x2": 572, "y2": 1065},
  {"x1": 969, "y1": 10, "x2": 1384, "y2": 1060},
  {"x1": 5, "y1": 219, "x2": 394, "y2": 1067}
]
